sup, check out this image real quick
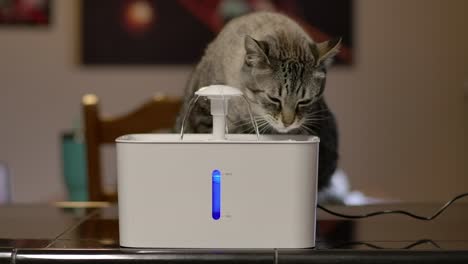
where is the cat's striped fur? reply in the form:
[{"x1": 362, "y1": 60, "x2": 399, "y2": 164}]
[{"x1": 175, "y1": 12, "x2": 340, "y2": 190}]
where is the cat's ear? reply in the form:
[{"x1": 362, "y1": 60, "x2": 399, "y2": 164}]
[
  {"x1": 315, "y1": 37, "x2": 341, "y2": 67},
  {"x1": 244, "y1": 35, "x2": 270, "y2": 69}
]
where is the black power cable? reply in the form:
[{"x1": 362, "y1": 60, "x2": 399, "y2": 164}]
[
  {"x1": 330, "y1": 239, "x2": 441, "y2": 250},
  {"x1": 317, "y1": 192, "x2": 468, "y2": 220}
]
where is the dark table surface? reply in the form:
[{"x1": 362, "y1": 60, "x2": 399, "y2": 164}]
[{"x1": 1, "y1": 202, "x2": 468, "y2": 264}]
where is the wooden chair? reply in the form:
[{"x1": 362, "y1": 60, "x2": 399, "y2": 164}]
[{"x1": 82, "y1": 94, "x2": 183, "y2": 202}]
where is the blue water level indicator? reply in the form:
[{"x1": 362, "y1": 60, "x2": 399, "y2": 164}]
[{"x1": 212, "y1": 169, "x2": 221, "y2": 220}]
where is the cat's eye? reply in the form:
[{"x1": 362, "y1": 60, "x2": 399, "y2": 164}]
[
  {"x1": 297, "y1": 99, "x2": 313, "y2": 108},
  {"x1": 267, "y1": 95, "x2": 281, "y2": 105}
]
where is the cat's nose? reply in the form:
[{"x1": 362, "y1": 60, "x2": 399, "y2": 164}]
[{"x1": 281, "y1": 111, "x2": 295, "y2": 127}]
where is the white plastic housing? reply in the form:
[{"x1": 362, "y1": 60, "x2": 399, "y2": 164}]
[
  {"x1": 117, "y1": 134, "x2": 319, "y2": 248},
  {"x1": 209, "y1": 98, "x2": 228, "y2": 140},
  {"x1": 194, "y1": 85, "x2": 244, "y2": 140}
]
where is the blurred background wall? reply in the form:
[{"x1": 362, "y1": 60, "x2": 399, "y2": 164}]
[{"x1": 0, "y1": 0, "x2": 467, "y2": 203}]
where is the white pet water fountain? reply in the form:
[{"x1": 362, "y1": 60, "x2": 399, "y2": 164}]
[{"x1": 116, "y1": 85, "x2": 319, "y2": 248}]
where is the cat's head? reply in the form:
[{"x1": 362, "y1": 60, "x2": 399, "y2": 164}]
[{"x1": 241, "y1": 34, "x2": 340, "y2": 133}]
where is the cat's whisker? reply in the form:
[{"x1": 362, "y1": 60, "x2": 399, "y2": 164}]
[
  {"x1": 233, "y1": 115, "x2": 266, "y2": 123},
  {"x1": 239, "y1": 126, "x2": 254, "y2": 134},
  {"x1": 306, "y1": 114, "x2": 331, "y2": 119},
  {"x1": 257, "y1": 122, "x2": 270, "y2": 133},
  {"x1": 266, "y1": 125, "x2": 274, "y2": 134},
  {"x1": 231, "y1": 119, "x2": 255, "y2": 126},
  {"x1": 304, "y1": 113, "x2": 331, "y2": 119},
  {"x1": 304, "y1": 122, "x2": 321, "y2": 129},
  {"x1": 304, "y1": 118, "x2": 329, "y2": 123},
  {"x1": 305, "y1": 110, "x2": 331, "y2": 117},
  {"x1": 304, "y1": 123, "x2": 321, "y2": 128},
  {"x1": 232, "y1": 115, "x2": 269, "y2": 132},
  {"x1": 304, "y1": 117, "x2": 330, "y2": 122},
  {"x1": 302, "y1": 127, "x2": 315, "y2": 135},
  {"x1": 299, "y1": 127, "x2": 308, "y2": 135},
  {"x1": 254, "y1": 118, "x2": 270, "y2": 133},
  {"x1": 233, "y1": 123, "x2": 251, "y2": 130},
  {"x1": 232, "y1": 118, "x2": 265, "y2": 129},
  {"x1": 304, "y1": 114, "x2": 330, "y2": 119},
  {"x1": 236, "y1": 118, "x2": 269, "y2": 134},
  {"x1": 302, "y1": 120, "x2": 321, "y2": 126},
  {"x1": 255, "y1": 118, "x2": 268, "y2": 125},
  {"x1": 306, "y1": 108, "x2": 331, "y2": 114},
  {"x1": 300, "y1": 124, "x2": 317, "y2": 135},
  {"x1": 303, "y1": 119, "x2": 322, "y2": 123},
  {"x1": 259, "y1": 123, "x2": 272, "y2": 135}
]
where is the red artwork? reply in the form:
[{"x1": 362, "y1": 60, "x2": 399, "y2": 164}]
[
  {"x1": 82, "y1": 0, "x2": 353, "y2": 65},
  {"x1": 0, "y1": 0, "x2": 50, "y2": 25}
]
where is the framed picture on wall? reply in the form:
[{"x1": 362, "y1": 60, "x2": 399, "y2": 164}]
[
  {"x1": 0, "y1": 0, "x2": 51, "y2": 26},
  {"x1": 81, "y1": 0, "x2": 353, "y2": 65}
]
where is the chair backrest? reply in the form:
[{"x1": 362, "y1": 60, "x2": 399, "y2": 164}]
[{"x1": 82, "y1": 94, "x2": 183, "y2": 202}]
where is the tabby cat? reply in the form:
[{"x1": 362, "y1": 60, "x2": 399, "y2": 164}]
[{"x1": 175, "y1": 12, "x2": 340, "y2": 191}]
